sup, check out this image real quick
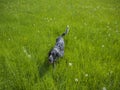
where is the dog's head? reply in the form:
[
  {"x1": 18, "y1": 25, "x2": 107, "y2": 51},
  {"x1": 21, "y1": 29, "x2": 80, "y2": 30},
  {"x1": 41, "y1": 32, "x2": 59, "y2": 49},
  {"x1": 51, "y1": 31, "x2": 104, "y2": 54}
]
[{"x1": 49, "y1": 50, "x2": 57, "y2": 63}]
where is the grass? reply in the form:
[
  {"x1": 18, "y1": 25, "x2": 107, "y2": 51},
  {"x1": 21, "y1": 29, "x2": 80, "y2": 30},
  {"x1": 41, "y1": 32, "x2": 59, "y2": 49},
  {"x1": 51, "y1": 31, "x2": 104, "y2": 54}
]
[{"x1": 0, "y1": 0, "x2": 120, "y2": 90}]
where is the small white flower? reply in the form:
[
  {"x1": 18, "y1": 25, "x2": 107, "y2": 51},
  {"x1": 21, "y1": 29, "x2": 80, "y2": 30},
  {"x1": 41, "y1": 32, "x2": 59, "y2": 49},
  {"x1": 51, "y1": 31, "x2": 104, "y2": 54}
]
[
  {"x1": 69, "y1": 63, "x2": 72, "y2": 66},
  {"x1": 85, "y1": 74, "x2": 88, "y2": 77},
  {"x1": 67, "y1": 25, "x2": 69, "y2": 28},
  {"x1": 102, "y1": 87, "x2": 107, "y2": 90},
  {"x1": 75, "y1": 78, "x2": 78, "y2": 82},
  {"x1": 102, "y1": 45, "x2": 104, "y2": 48}
]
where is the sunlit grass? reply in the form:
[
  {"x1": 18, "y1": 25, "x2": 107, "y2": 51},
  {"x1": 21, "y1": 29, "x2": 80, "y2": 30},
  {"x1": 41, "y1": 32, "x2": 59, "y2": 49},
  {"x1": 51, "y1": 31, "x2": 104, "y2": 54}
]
[{"x1": 0, "y1": 0, "x2": 120, "y2": 90}]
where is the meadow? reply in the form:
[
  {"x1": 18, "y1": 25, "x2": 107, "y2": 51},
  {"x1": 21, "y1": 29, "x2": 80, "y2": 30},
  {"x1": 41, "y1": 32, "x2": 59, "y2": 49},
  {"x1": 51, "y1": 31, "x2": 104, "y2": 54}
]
[{"x1": 0, "y1": 0, "x2": 120, "y2": 90}]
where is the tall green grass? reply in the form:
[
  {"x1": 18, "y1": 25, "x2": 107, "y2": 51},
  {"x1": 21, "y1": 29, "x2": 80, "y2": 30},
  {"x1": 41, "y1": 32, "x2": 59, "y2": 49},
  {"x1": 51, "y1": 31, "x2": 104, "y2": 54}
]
[{"x1": 0, "y1": 0, "x2": 120, "y2": 90}]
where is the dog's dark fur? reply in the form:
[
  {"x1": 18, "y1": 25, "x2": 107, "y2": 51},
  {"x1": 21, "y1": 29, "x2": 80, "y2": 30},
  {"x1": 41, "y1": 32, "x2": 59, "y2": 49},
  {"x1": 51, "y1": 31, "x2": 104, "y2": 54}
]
[{"x1": 48, "y1": 27, "x2": 69, "y2": 65}]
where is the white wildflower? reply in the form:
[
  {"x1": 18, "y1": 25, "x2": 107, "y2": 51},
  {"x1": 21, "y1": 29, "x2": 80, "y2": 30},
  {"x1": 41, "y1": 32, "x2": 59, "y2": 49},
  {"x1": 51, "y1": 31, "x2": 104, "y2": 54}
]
[
  {"x1": 69, "y1": 63, "x2": 72, "y2": 66},
  {"x1": 23, "y1": 47, "x2": 31, "y2": 58},
  {"x1": 85, "y1": 74, "x2": 88, "y2": 77},
  {"x1": 67, "y1": 25, "x2": 69, "y2": 28},
  {"x1": 102, "y1": 87, "x2": 107, "y2": 90},
  {"x1": 102, "y1": 45, "x2": 104, "y2": 48},
  {"x1": 75, "y1": 78, "x2": 78, "y2": 82}
]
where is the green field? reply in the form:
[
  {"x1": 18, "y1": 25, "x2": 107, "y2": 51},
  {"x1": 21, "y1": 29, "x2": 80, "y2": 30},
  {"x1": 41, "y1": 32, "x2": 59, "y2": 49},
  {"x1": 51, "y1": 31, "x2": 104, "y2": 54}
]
[{"x1": 0, "y1": 0, "x2": 120, "y2": 90}]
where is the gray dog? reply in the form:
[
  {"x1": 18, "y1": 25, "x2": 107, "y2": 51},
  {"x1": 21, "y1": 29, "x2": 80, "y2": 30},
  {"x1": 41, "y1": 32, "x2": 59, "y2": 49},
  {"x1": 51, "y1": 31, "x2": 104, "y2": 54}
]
[{"x1": 49, "y1": 26, "x2": 69, "y2": 65}]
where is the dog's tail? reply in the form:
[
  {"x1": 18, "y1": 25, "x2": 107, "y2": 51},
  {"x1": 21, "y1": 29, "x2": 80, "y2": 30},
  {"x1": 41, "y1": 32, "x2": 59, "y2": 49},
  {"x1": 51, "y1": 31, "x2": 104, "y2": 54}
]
[{"x1": 61, "y1": 25, "x2": 69, "y2": 37}]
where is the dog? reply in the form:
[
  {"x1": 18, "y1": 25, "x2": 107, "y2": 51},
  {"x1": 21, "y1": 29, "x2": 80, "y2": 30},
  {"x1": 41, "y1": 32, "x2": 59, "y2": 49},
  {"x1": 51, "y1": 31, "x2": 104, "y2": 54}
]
[{"x1": 48, "y1": 26, "x2": 69, "y2": 65}]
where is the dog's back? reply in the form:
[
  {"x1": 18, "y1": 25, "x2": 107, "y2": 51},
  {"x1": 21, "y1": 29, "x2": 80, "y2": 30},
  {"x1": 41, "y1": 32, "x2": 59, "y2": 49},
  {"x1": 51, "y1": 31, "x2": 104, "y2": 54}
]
[{"x1": 56, "y1": 37, "x2": 64, "y2": 50}]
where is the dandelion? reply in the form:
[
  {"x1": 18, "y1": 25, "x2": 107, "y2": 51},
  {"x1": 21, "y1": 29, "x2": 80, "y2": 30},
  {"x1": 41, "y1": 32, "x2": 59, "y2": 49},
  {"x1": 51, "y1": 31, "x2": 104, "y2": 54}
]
[
  {"x1": 23, "y1": 47, "x2": 31, "y2": 58},
  {"x1": 75, "y1": 78, "x2": 78, "y2": 82},
  {"x1": 102, "y1": 87, "x2": 107, "y2": 90},
  {"x1": 102, "y1": 45, "x2": 104, "y2": 48},
  {"x1": 69, "y1": 62, "x2": 72, "y2": 66},
  {"x1": 67, "y1": 25, "x2": 69, "y2": 28},
  {"x1": 85, "y1": 74, "x2": 88, "y2": 77}
]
